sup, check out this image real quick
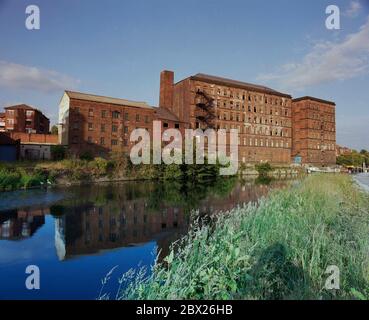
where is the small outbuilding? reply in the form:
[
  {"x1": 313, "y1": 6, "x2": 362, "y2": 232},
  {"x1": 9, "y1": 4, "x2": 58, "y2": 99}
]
[{"x1": 0, "y1": 133, "x2": 20, "y2": 162}]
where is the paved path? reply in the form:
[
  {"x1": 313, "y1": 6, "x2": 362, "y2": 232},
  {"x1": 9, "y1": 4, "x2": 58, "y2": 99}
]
[{"x1": 354, "y1": 173, "x2": 369, "y2": 193}]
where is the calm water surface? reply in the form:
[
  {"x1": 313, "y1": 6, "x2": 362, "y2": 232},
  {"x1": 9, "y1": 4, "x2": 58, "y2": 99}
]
[{"x1": 0, "y1": 178, "x2": 288, "y2": 300}]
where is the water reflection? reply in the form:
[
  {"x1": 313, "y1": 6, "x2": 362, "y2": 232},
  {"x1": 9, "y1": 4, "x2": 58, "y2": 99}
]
[{"x1": 0, "y1": 178, "x2": 289, "y2": 262}]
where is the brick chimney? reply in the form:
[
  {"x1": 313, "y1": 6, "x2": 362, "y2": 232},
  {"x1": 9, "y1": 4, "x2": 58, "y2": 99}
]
[{"x1": 159, "y1": 70, "x2": 174, "y2": 110}]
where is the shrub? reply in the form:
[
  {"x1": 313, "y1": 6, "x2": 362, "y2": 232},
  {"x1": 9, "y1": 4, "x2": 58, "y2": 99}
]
[
  {"x1": 51, "y1": 145, "x2": 66, "y2": 161},
  {"x1": 80, "y1": 151, "x2": 94, "y2": 161},
  {"x1": 255, "y1": 162, "x2": 273, "y2": 177}
]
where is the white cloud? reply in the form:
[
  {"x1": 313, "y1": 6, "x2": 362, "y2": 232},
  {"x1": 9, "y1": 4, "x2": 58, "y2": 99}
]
[
  {"x1": 344, "y1": 1, "x2": 362, "y2": 17},
  {"x1": 257, "y1": 16, "x2": 369, "y2": 90},
  {"x1": 0, "y1": 61, "x2": 80, "y2": 93}
]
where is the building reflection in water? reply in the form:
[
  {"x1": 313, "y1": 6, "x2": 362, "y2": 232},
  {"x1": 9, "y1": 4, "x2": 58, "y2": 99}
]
[
  {"x1": 0, "y1": 179, "x2": 288, "y2": 261},
  {"x1": 0, "y1": 208, "x2": 46, "y2": 240}
]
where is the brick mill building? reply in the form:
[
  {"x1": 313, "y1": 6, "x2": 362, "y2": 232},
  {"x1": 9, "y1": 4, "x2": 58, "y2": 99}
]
[
  {"x1": 58, "y1": 70, "x2": 336, "y2": 166},
  {"x1": 2, "y1": 104, "x2": 50, "y2": 134},
  {"x1": 291, "y1": 97, "x2": 336, "y2": 166},
  {"x1": 160, "y1": 71, "x2": 293, "y2": 164},
  {"x1": 58, "y1": 91, "x2": 187, "y2": 157}
]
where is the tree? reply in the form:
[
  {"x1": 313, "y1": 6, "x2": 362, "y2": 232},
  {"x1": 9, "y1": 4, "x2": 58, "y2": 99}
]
[
  {"x1": 51, "y1": 125, "x2": 58, "y2": 135},
  {"x1": 51, "y1": 145, "x2": 66, "y2": 161}
]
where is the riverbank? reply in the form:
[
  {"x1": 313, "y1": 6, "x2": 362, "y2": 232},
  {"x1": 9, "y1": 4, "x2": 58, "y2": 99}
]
[
  {"x1": 0, "y1": 158, "x2": 303, "y2": 191},
  {"x1": 111, "y1": 174, "x2": 369, "y2": 300},
  {"x1": 354, "y1": 173, "x2": 369, "y2": 193}
]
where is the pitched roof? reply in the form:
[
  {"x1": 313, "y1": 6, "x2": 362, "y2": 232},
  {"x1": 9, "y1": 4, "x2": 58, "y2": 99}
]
[
  {"x1": 155, "y1": 107, "x2": 182, "y2": 122},
  {"x1": 0, "y1": 133, "x2": 19, "y2": 145},
  {"x1": 4, "y1": 105, "x2": 49, "y2": 120},
  {"x1": 188, "y1": 73, "x2": 291, "y2": 98},
  {"x1": 5, "y1": 104, "x2": 36, "y2": 111},
  {"x1": 292, "y1": 96, "x2": 336, "y2": 106},
  {"x1": 65, "y1": 91, "x2": 154, "y2": 110}
]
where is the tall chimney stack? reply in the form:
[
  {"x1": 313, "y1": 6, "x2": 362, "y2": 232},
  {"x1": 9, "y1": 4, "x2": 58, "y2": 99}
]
[{"x1": 159, "y1": 70, "x2": 174, "y2": 110}]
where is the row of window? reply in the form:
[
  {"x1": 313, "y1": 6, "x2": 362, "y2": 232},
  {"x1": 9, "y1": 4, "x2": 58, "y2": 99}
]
[
  {"x1": 74, "y1": 107, "x2": 151, "y2": 123},
  {"x1": 239, "y1": 138, "x2": 290, "y2": 148},
  {"x1": 217, "y1": 113, "x2": 290, "y2": 127},
  {"x1": 215, "y1": 100, "x2": 290, "y2": 117},
  {"x1": 216, "y1": 123, "x2": 290, "y2": 137},
  {"x1": 78, "y1": 122, "x2": 180, "y2": 132},
  {"x1": 198, "y1": 87, "x2": 289, "y2": 107}
]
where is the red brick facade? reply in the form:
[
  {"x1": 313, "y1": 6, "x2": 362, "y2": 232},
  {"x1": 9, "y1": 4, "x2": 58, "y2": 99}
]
[
  {"x1": 291, "y1": 97, "x2": 336, "y2": 166},
  {"x1": 160, "y1": 71, "x2": 293, "y2": 164},
  {"x1": 0, "y1": 112, "x2": 5, "y2": 132},
  {"x1": 3, "y1": 104, "x2": 50, "y2": 134},
  {"x1": 57, "y1": 72, "x2": 337, "y2": 166},
  {"x1": 59, "y1": 91, "x2": 187, "y2": 157}
]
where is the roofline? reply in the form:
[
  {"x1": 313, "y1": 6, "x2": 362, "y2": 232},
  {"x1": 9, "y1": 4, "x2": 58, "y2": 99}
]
[
  {"x1": 187, "y1": 74, "x2": 292, "y2": 98},
  {"x1": 4, "y1": 104, "x2": 49, "y2": 118},
  {"x1": 65, "y1": 90, "x2": 154, "y2": 109},
  {"x1": 292, "y1": 96, "x2": 336, "y2": 106}
]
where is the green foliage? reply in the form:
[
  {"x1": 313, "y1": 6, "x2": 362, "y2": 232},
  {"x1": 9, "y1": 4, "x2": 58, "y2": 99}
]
[
  {"x1": 255, "y1": 162, "x2": 273, "y2": 177},
  {"x1": 0, "y1": 167, "x2": 46, "y2": 191},
  {"x1": 110, "y1": 175, "x2": 369, "y2": 300},
  {"x1": 79, "y1": 151, "x2": 94, "y2": 162},
  {"x1": 51, "y1": 145, "x2": 66, "y2": 161},
  {"x1": 51, "y1": 125, "x2": 58, "y2": 135},
  {"x1": 337, "y1": 150, "x2": 369, "y2": 167}
]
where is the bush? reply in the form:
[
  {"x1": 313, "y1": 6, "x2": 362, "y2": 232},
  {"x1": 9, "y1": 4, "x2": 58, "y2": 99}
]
[
  {"x1": 255, "y1": 162, "x2": 273, "y2": 177},
  {"x1": 80, "y1": 151, "x2": 94, "y2": 161},
  {"x1": 51, "y1": 145, "x2": 66, "y2": 161}
]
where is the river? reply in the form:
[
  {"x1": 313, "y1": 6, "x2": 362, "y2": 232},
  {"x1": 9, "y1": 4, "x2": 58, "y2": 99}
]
[{"x1": 0, "y1": 178, "x2": 289, "y2": 300}]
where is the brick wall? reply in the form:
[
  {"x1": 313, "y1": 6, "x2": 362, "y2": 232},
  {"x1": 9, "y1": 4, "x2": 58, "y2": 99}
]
[
  {"x1": 9, "y1": 132, "x2": 58, "y2": 144},
  {"x1": 292, "y1": 98, "x2": 336, "y2": 166}
]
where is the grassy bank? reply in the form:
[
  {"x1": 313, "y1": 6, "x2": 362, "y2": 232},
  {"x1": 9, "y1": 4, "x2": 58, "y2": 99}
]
[
  {"x1": 0, "y1": 155, "x2": 231, "y2": 191},
  {"x1": 110, "y1": 174, "x2": 368, "y2": 300}
]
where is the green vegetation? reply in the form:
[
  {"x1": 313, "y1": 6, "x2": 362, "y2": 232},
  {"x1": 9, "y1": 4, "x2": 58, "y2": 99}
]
[
  {"x1": 109, "y1": 174, "x2": 369, "y2": 300},
  {"x1": 255, "y1": 162, "x2": 273, "y2": 177},
  {"x1": 0, "y1": 151, "x2": 233, "y2": 191},
  {"x1": 51, "y1": 145, "x2": 66, "y2": 161},
  {"x1": 0, "y1": 165, "x2": 48, "y2": 191},
  {"x1": 337, "y1": 149, "x2": 369, "y2": 167}
]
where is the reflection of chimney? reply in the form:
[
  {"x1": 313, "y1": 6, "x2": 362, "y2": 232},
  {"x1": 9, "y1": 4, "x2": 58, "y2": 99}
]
[{"x1": 159, "y1": 70, "x2": 174, "y2": 110}]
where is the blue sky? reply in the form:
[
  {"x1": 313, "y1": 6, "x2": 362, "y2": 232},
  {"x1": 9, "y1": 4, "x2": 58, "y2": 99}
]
[{"x1": 0, "y1": 0, "x2": 368, "y2": 150}]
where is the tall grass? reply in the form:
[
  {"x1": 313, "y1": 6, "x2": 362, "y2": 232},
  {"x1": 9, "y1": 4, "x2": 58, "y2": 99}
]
[{"x1": 109, "y1": 174, "x2": 369, "y2": 300}]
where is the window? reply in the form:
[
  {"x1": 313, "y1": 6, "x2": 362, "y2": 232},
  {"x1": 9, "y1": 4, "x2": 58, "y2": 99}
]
[
  {"x1": 175, "y1": 123, "x2": 180, "y2": 129},
  {"x1": 163, "y1": 122, "x2": 169, "y2": 128},
  {"x1": 88, "y1": 109, "x2": 94, "y2": 117},
  {"x1": 26, "y1": 110, "x2": 33, "y2": 117},
  {"x1": 101, "y1": 110, "x2": 107, "y2": 118},
  {"x1": 101, "y1": 124, "x2": 105, "y2": 132},
  {"x1": 100, "y1": 137, "x2": 105, "y2": 145},
  {"x1": 112, "y1": 111, "x2": 120, "y2": 119},
  {"x1": 73, "y1": 122, "x2": 79, "y2": 130},
  {"x1": 111, "y1": 139, "x2": 118, "y2": 146},
  {"x1": 124, "y1": 126, "x2": 128, "y2": 134},
  {"x1": 88, "y1": 123, "x2": 93, "y2": 131},
  {"x1": 145, "y1": 115, "x2": 149, "y2": 123},
  {"x1": 88, "y1": 136, "x2": 93, "y2": 143},
  {"x1": 112, "y1": 124, "x2": 118, "y2": 133},
  {"x1": 123, "y1": 139, "x2": 128, "y2": 146},
  {"x1": 136, "y1": 114, "x2": 140, "y2": 122},
  {"x1": 72, "y1": 136, "x2": 78, "y2": 144},
  {"x1": 124, "y1": 112, "x2": 129, "y2": 120}
]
